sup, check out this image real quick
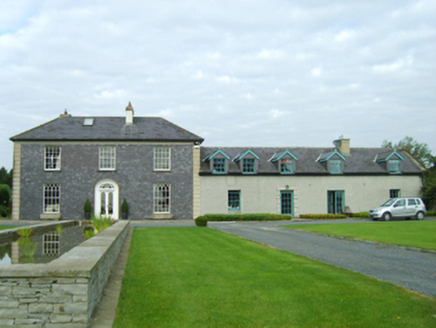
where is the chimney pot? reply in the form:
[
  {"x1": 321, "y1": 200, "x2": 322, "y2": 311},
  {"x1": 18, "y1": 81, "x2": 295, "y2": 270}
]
[{"x1": 126, "y1": 102, "x2": 134, "y2": 124}]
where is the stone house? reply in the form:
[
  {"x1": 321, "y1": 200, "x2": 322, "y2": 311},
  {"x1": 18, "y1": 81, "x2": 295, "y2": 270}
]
[
  {"x1": 10, "y1": 104, "x2": 203, "y2": 220},
  {"x1": 10, "y1": 104, "x2": 425, "y2": 220}
]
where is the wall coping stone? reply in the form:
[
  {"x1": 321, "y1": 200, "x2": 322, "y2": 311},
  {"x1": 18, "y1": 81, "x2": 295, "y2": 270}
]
[{"x1": 0, "y1": 221, "x2": 129, "y2": 278}]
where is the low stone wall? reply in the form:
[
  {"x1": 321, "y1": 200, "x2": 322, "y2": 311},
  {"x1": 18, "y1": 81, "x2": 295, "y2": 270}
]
[{"x1": 0, "y1": 220, "x2": 130, "y2": 327}]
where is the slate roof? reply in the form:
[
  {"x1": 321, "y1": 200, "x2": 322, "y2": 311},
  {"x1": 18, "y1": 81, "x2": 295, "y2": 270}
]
[
  {"x1": 10, "y1": 115, "x2": 204, "y2": 143},
  {"x1": 200, "y1": 147, "x2": 424, "y2": 175}
]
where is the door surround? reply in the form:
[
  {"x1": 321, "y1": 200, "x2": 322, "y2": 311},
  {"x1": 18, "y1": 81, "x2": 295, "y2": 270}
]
[{"x1": 94, "y1": 179, "x2": 119, "y2": 220}]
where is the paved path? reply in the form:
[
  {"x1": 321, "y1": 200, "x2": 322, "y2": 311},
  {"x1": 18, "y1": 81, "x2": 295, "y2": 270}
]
[{"x1": 209, "y1": 220, "x2": 436, "y2": 298}]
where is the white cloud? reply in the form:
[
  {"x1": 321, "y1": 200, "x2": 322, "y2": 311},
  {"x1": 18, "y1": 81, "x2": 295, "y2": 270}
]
[
  {"x1": 191, "y1": 70, "x2": 205, "y2": 79},
  {"x1": 311, "y1": 68, "x2": 322, "y2": 77},
  {"x1": 372, "y1": 56, "x2": 414, "y2": 73},
  {"x1": 270, "y1": 109, "x2": 286, "y2": 118},
  {"x1": 216, "y1": 76, "x2": 238, "y2": 84},
  {"x1": 257, "y1": 49, "x2": 283, "y2": 59},
  {"x1": 0, "y1": 0, "x2": 435, "y2": 168},
  {"x1": 334, "y1": 29, "x2": 355, "y2": 42}
]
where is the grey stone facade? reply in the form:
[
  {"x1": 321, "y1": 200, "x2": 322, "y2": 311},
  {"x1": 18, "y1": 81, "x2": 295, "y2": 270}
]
[{"x1": 19, "y1": 143, "x2": 194, "y2": 220}]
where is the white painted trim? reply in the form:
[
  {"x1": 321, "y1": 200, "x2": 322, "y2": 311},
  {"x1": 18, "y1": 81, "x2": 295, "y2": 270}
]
[{"x1": 94, "y1": 179, "x2": 119, "y2": 220}]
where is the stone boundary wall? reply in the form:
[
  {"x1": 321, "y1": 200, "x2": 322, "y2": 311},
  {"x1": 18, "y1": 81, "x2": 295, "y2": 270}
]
[{"x1": 0, "y1": 220, "x2": 130, "y2": 327}]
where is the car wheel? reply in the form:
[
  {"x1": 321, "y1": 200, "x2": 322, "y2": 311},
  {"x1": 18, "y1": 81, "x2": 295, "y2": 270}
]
[
  {"x1": 416, "y1": 211, "x2": 425, "y2": 220},
  {"x1": 372, "y1": 218, "x2": 378, "y2": 221},
  {"x1": 382, "y1": 212, "x2": 391, "y2": 221}
]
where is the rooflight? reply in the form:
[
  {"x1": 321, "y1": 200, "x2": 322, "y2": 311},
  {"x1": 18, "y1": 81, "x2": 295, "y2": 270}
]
[{"x1": 83, "y1": 118, "x2": 94, "y2": 126}]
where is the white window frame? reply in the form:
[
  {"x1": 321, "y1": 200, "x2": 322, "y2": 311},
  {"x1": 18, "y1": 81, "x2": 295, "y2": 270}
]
[
  {"x1": 43, "y1": 232, "x2": 60, "y2": 256},
  {"x1": 154, "y1": 147, "x2": 171, "y2": 171},
  {"x1": 99, "y1": 146, "x2": 116, "y2": 171},
  {"x1": 43, "y1": 184, "x2": 60, "y2": 213},
  {"x1": 153, "y1": 183, "x2": 171, "y2": 213},
  {"x1": 44, "y1": 146, "x2": 61, "y2": 171}
]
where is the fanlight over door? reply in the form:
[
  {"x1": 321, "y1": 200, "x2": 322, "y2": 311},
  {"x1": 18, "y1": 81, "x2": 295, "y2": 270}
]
[{"x1": 95, "y1": 179, "x2": 119, "y2": 220}]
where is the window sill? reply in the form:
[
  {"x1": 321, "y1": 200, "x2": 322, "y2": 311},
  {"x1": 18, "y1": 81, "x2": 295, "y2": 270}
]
[
  {"x1": 40, "y1": 213, "x2": 61, "y2": 220},
  {"x1": 152, "y1": 213, "x2": 174, "y2": 219}
]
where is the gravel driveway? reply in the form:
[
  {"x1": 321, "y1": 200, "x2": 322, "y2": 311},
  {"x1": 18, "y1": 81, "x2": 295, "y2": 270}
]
[{"x1": 209, "y1": 219, "x2": 436, "y2": 298}]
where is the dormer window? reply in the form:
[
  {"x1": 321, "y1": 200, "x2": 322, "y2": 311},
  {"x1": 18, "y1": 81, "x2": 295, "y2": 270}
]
[
  {"x1": 280, "y1": 159, "x2": 293, "y2": 173},
  {"x1": 388, "y1": 159, "x2": 401, "y2": 174},
  {"x1": 243, "y1": 158, "x2": 256, "y2": 174},
  {"x1": 317, "y1": 149, "x2": 346, "y2": 175},
  {"x1": 375, "y1": 150, "x2": 404, "y2": 175},
  {"x1": 203, "y1": 149, "x2": 230, "y2": 175},
  {"x1": 213, "y1": 158, "x2": 226, "y2": 174},
  {"x1": 271, "y1": 150, "x2": 298, "y2": 175},
  {"x1": 329, "y1": 159, "x2": 342, "y2": 174},
  {"x1": 234, "y1": 150, "x2": 260, "y2": 175}
]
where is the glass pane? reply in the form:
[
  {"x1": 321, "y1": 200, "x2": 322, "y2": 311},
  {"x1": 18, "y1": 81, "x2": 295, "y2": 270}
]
[
  {"x1": 108, "y1": 192, "x2": 113, "y2": 214},
  {"x1": 101, "y1": 192, "x2": 106, "y2": 214}
]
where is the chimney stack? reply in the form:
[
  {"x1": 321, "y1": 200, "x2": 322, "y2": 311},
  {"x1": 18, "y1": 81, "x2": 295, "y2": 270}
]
[
  {"x1": 338, "y1": 138, "x2": 350, "y2": 155},
  {"x1": 126, "y1": 102, "x2": 134, "y2": 124}
]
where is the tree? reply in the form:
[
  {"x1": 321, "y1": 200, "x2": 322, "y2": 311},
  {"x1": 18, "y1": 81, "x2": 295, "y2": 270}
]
[
  {"x1": 383, "y1": 137, "x2": 435, "y2": 210},
  {"x1": 382, "y1": 136, "x2": 434, "y2": 169},
  {"x1": 0, "y1": 167, "x2": 7, "y2": 184},
  {"x1": 0, "y1": 167, "x2": 12, "y2": 188},
  {"x1": 422, "y1": 162, "x2": 436, "y2": 211}
]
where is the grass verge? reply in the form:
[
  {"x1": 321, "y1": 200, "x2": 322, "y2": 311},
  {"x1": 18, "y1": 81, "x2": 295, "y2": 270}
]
[
  {"x1": 283, "y1": 221, "x2": 436, "y2": 251},
  {"x1": 114, "y1": 227, "x2": 435, "y2": 327},
  {"x1": 0, "y1": 226, "x2": 18, "y2": 231}
]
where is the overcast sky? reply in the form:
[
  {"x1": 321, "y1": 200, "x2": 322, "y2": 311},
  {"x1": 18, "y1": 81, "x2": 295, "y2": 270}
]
[{"x1": 1, "y1": 0, "x2": 435, "y2": 170}]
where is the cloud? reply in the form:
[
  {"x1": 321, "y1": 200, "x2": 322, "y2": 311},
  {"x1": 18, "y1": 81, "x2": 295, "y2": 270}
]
[
  {"x1": 334, "y1": 29, "x2": 355, "y2": 42},
  {"x1": 372, "y1": 56, "x2": 414, "y2": 73},
  {"x1": 0, "y1": 0, "x2": 435, "y2": 168}
]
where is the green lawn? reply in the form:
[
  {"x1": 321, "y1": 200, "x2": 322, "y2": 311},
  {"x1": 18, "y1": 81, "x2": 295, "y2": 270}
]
[
  {"x1": 283, "y1": 221, "x2": 436, "y2": 251},
  {"x1": 0, "y1": 226, "x2": 18, "y2": 230},
  {"x1": 114, "y1": 227, "x2": 435, "y2": 327}
]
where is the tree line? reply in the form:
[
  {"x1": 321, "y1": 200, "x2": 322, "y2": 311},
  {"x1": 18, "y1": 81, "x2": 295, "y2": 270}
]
[{"x1": 0, "y1": 167, "x2": 13, "y2": 217}]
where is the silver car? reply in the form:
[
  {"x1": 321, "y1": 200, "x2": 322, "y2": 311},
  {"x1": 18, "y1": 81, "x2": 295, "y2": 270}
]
[{"x1": 369, "y1": 198, "x2": 427, "y2": 221}]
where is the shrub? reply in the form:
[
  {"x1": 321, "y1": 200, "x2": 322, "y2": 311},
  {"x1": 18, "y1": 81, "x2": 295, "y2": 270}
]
[
  {"x1": 0, "y1": 205, "x2": 10, "y2": 218},
  {"x1": 84, "y1": 198, "x2": 92, "y2": 213},
  {"x1": 299, "y1": 214, "x2": 347, "y2": 219},
  {"x1": 121, "y1": 198, "x2": 129, "y2": 213},
  {"x1": 195, "y1": 216, "x2": 208, "y2": 227},
  {"x1": 350, "y1": 212, "x2": 369, "y2": 218},
  {"x1": 427, "y1": 210, "x2": 436, "y2": 217},
  {"x1": 17, "y1": 227, "x2": 34, "y2": 237},
  {"x1": 195, "y1": 213, "x2": 291, "y2": 226}
]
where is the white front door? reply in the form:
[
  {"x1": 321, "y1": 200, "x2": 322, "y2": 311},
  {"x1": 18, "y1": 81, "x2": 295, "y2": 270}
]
[{"x1": 95, "y1": 179, "x2": 119, "y2": 220}]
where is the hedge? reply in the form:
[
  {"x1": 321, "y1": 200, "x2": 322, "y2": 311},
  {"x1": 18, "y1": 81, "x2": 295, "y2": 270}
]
[
  {"x1": 195, "y1": 213, "x2": 291, "y2": 227},
  {"x1": 299, "y1": 214, "x2": 347, "y2": 220},
  {"x1": 427, "y1": 210, "x2": 436, "y2": 217},
  {"x1": 350, "y1": 212, "x2": 369, "y2": 218}
]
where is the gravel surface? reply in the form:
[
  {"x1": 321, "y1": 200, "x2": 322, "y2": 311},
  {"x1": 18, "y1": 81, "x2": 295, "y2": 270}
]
[{"x1": 209, "y1": 220, "x2": 436, "y2": 298}]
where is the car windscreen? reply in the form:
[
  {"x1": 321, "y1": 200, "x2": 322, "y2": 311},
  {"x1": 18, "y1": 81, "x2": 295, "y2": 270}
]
[{"x1": 381, "y1": 199, "x2": 396, "y2": 206}]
